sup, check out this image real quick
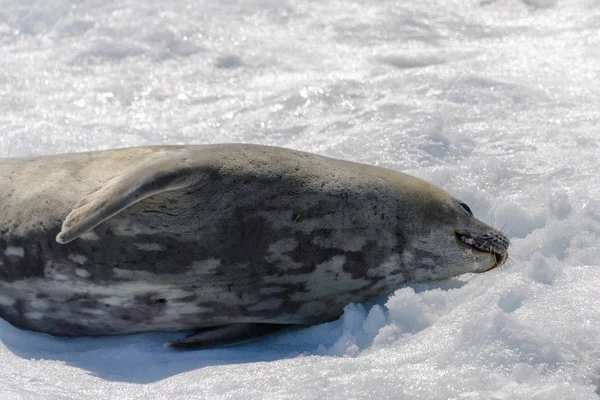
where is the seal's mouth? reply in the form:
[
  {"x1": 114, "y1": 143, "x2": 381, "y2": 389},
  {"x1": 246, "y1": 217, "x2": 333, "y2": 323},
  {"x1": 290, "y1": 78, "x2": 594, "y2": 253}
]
[{"x1": 455, "y1": 231, "x2": 509, "y2": 272}]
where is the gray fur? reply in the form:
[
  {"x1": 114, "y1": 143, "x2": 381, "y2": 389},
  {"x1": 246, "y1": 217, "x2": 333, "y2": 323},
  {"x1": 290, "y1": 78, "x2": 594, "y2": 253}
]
[{"x1": 0, "y1": 144, "x2": 509, "y2": 347}]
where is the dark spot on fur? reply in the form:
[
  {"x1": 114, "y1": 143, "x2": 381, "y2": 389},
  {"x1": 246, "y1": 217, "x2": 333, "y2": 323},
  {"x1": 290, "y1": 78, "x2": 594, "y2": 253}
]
[
  {"x1": 14, "y1": 299, "x2": 25, "y2": 315},
  {"x1": 0, "y1": 235, "x2": 47, "y2": 281},
  {"x1": 175, "y1": 294, "x2": 197, "y2": 302}
]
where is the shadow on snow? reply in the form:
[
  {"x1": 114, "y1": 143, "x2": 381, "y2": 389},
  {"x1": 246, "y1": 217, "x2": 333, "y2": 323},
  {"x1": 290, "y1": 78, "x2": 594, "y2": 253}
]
[{"x1": 0, "y1": 279, "x2": 467, "y2": 383}]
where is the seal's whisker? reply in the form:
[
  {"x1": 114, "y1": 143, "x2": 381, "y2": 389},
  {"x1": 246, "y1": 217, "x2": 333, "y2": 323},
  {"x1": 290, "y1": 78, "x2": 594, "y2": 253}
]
[
  {"x1": 497, "y1": 218, "x2": 513, "y2": 240},
  {"x1": 488, "y1": 203, "x2": 498, "y2": 229},
  {"x1": 503, "y1": 254, "x2": 516, "y2": 269}
]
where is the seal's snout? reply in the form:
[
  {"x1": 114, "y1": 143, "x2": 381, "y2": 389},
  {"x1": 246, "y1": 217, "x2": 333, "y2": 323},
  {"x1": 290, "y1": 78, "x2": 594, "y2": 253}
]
[
  {"x1": 469, "y1": 231, "x2": 510, "y2": 254},
  {"x1": 456, "y1": 229, "x2": 510, "y2": 269}
]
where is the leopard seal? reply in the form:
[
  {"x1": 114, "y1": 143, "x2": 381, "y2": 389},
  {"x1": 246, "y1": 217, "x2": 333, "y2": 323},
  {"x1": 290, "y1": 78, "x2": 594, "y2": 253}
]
[{"x1": 0, "y1": 144, "x2": 509, "y2": 349}]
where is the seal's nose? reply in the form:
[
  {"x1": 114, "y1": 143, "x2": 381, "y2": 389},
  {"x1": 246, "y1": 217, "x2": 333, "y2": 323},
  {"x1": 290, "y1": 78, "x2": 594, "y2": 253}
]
[
  {"x1": 456, "y1": 229, "x2": 510, "y2": 268},
  {"x1": 481, "y1": 231, "x2": 510, "y2": 254},
  {"x1": 473, "y1": 230, "x2": 510, "y2": 267}
]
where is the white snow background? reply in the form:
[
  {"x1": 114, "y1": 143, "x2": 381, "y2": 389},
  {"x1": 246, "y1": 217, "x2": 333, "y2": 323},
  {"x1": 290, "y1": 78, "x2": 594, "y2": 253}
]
[{"x1": 1, "y1": 0, "x2": 600, "y2": 398}]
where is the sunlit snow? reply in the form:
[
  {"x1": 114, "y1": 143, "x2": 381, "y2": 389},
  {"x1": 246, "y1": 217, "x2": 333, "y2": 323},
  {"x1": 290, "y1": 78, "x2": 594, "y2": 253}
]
[{"x1": 1, "y1": 0, "x2": 599, "y2": 398}]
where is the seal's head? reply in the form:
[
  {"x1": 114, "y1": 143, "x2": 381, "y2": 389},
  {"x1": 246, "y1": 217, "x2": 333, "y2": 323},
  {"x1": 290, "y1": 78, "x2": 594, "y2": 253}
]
[
  {"x1": 392, "y1": 179, "x2": 510, "y2": 281},
  {"x1": 452, "y1": 199, "x2": 509, "y2": 272}
]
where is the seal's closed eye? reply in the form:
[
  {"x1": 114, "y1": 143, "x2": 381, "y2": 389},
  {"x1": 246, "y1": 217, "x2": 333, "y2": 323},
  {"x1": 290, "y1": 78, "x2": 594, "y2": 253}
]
[{"x1": 458, "y1": 202, "x2": 473, "y2": 216}]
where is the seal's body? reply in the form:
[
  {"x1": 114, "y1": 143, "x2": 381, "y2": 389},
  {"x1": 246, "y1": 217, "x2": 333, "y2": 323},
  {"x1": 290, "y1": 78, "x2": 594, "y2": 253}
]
[{"x1": 0, "y1": 144, "x2": 509, "y2": 348}]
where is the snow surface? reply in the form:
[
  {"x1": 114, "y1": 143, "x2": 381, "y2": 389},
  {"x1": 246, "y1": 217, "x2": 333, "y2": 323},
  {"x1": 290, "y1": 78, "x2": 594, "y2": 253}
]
[{"x1": 1, "y1": 0, "x2": 600, "y2": 398}]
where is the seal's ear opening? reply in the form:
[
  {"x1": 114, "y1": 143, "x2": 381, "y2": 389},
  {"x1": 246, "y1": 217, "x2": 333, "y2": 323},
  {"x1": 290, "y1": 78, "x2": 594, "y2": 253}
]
[{"x1": 56, "y1": 153, "x2": 204, "y2": 244}]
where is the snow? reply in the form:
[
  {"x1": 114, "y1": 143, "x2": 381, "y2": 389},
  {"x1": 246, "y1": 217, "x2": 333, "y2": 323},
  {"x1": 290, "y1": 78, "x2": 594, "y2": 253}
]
[{"x1": 1, "y1": 0, "x2": 600, "y2": 398}]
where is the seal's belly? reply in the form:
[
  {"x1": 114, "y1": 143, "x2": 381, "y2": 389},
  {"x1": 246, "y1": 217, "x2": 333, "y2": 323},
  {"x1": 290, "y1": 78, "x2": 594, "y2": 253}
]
[
  {"x1": 0, "y1": 222, "x2": 402, "y2": 336},
  {"x1": 0, "y1": 279, "x2": 200, "y2": 335},
  {"x1": 0, "y1": 252, "x2": 395, "y2": 336}
]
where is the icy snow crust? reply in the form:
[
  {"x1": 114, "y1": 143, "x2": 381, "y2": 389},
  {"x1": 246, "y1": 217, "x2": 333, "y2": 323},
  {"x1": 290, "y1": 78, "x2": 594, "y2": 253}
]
[{"x1": 1, "y1": 0, "x2": 600, "y2": 398}]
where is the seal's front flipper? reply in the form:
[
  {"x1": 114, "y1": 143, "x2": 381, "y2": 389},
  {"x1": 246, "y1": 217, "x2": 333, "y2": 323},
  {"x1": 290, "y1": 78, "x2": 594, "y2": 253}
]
[
  {"x1": 56, "y1": 152, "x2": 204, "y2": 244},
  {"x1": 165, "y1": 323, "x2": 288, "y2": 350}
]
